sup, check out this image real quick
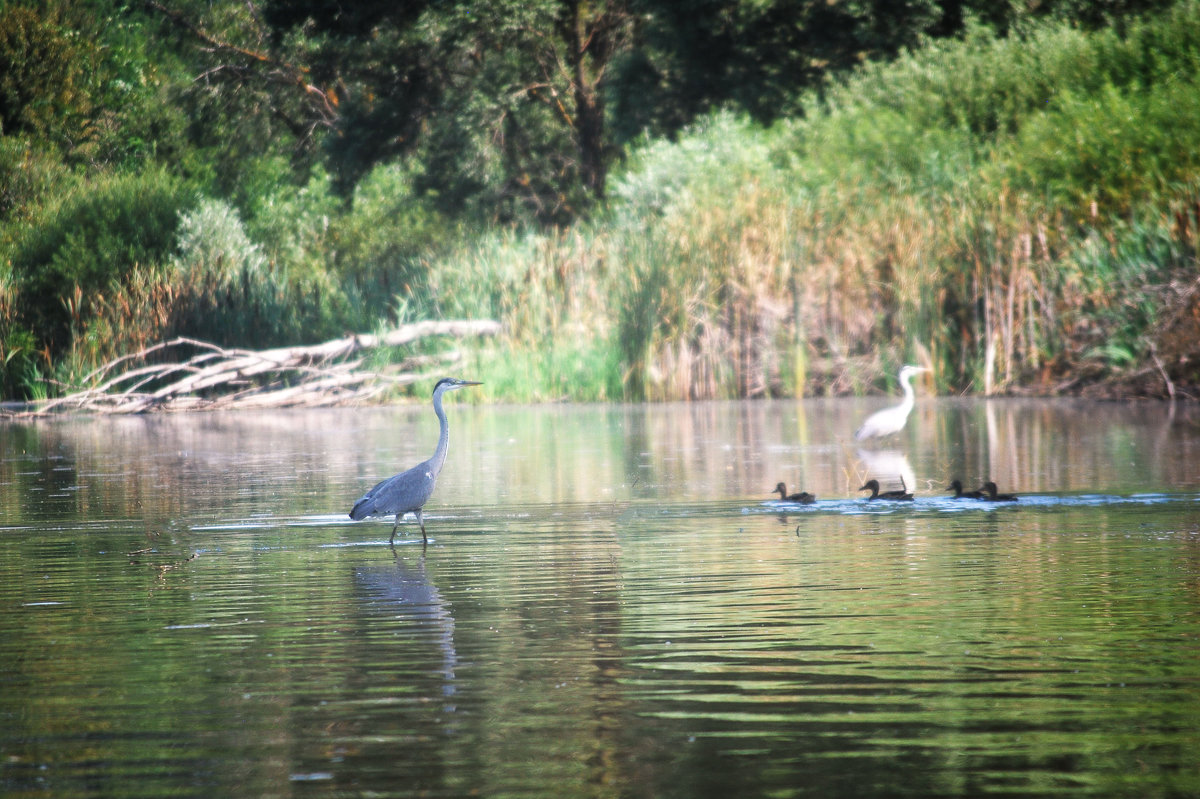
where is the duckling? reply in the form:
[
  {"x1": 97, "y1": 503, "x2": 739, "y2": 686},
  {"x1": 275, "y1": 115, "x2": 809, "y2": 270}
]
[
  {"x1": 773, "y1": 482, "x2": 816, "y2": 504},
  {"x1": 859, "y1": 478, "x2": 914, "y2": 501},
  {"x1": 949, "y1": 479, "x2": 985, "y2": 499},
  {"x1": 980, "y1": 481, "x2": 1018, "y2": 502}
]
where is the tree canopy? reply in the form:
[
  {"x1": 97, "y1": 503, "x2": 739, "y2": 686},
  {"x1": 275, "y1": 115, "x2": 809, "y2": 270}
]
[{"x1": 135, "y1": 0, "x2": 1175, "y2": 224}]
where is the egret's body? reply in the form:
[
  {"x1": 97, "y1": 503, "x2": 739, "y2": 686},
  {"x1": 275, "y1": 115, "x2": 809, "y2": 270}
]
[
  {"x1": 859, "y1": 478, "x2": 914, "y2": 501},
  {"x1": 349, "y1": 377, "x2": 481, "y2": 544},
  {"x1": 980, "y1": 481, "x2": 1018, "y2": 502},
  {"x1": 773, "y1": 482, "x2": 816, "y2": 504},
  {"x1": 949, "y1": 479, "x2": 985, "y2": 499},
  {"x1": 854, "y1": 365, "x2": 931, "y2": 441}
]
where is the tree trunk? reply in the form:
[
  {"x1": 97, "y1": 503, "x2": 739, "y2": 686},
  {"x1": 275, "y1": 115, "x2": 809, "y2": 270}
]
[{"x1": 561, "y1": 0, "x2": 630, "y2": 201}]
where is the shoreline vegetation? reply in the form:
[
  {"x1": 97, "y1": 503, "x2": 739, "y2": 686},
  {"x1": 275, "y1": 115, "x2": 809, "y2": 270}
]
[{"x1": 3, "y1": 3, "x2": 1199, "y2": 408}]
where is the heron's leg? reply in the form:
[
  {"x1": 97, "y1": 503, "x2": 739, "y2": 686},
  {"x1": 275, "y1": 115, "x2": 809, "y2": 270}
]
[
  {"x1": 416, "y1": 510, "x2": 427, "y2": 544},
  {"x1": 389, "y1": 514, "x2": 402, "y2": 545}
]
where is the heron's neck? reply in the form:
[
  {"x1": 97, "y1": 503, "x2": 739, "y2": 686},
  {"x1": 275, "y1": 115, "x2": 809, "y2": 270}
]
[{"x1": 431, "y1": 390, "x2": 450, "y2": 473}]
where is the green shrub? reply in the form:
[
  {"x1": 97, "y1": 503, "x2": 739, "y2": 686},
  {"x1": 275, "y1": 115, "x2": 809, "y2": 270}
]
[
  {"x1": 0, "y1": 137, "x2": 73, "y2": 228},
  {"x1": 1062, "y1": 211, "x2": 1197, "y2": 371},
  {"x1": 325, "y1": 162, "x2": 458, "y2": 319},
  {"x1": 1005, "y1": 78, "x2": 1200, "y2": 214},
  {"x1": 56, "y1": 193, "x2": 374, "y2": 386},
  {"x1": 801, "y1": 3, "x2": 1200, "y2": 150},
  {"x1": 609, "y1": 113, "x2": 779, "y2": 220},
  {"x1": 11, "y1": 167, "x2": 191, "y2": 353},
  {"x1": 0, "y1": 315, "x2": 43, "y2": 401},
  {"x1": 173, "y1": 197, "x2": 267, "y2": 277},
  {"x1": 0, "y1": 6, "x2": 95, "y2": 145},
  {"x1": 241, "y1": 162, "x2": 340, "y2": 279}
]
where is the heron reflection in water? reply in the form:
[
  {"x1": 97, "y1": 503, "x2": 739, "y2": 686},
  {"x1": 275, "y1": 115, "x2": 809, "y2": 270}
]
[
  {"x1": 355, "y1": 559, "x2": 457, "y2": 699},
  {"x1": 349, "y1": 377, "x2": 481, "y2": 544}
]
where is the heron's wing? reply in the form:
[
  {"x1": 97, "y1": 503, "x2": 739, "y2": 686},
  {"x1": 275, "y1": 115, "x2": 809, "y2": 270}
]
[{"x1": 349, "y1": 460, "x2": 438, "y2": 520}]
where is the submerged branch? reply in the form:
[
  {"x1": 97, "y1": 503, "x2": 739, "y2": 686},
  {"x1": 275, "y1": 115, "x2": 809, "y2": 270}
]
[{"x1": 5, "y1": 320, "x2": 501, "y2": 418}]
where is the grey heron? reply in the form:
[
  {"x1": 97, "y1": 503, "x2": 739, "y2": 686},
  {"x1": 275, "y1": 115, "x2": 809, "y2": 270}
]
[
  {"x1": 949, "y1": 479, "x2": 985, "y2": 499},
  {"x1": 773, "y1": 482, "x2": 816, "y2": 504},
  {"x1": 349, "y1": 377, "x2": 481, "y2": 544},
  {"x1": 859, "y1": 478, "x2": 914, "y2": 501},
  {"x1": 980, "y1": 481, "x2": 1018, "y2": 502},
  {"x1": 854, "y1": 365, "x2": 931, "y2": 441}
]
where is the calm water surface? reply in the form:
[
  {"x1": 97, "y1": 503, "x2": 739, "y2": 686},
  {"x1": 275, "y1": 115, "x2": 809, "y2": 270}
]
[{"x1": 2, "y1": 398, "x2": 1199, "y2": 798}]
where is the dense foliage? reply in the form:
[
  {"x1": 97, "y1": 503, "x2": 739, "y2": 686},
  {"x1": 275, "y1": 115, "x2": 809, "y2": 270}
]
[{"x1": 1, "y1": 0, "x2": 1196, "y2": 402}]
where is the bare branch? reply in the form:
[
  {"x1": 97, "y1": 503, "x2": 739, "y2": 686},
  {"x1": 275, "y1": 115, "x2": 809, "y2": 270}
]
[{"x1": 5, "y1": 321, "x2": 501, "y2": 418}]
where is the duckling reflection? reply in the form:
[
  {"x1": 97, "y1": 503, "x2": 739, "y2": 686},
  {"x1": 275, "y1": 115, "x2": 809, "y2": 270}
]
[
  {"x1": 859, "y1": 478, "x2": 914, "y2": 501},
  {"x1": 772, "y1": 482, "x2": 816, "y2": 504},
  {"x1": 980, "y1": 481, "x2": 1018, "y2": 502},
  {"x1": 355, "y1": 558, "x2": 457, "y2": 698},
  {"x1": 948, "y1": 479, "x2": 985, "y2": 499}
]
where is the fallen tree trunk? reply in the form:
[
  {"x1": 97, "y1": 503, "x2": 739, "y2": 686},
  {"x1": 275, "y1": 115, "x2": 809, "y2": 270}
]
[{"x1": 6, "y1": 319, "x2": 501, "y2": 417}]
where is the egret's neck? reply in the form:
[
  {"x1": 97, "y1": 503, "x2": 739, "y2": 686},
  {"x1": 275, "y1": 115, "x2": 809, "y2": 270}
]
[{"x1": 899, "y1": 374, "x2": 917, "y2": 412}]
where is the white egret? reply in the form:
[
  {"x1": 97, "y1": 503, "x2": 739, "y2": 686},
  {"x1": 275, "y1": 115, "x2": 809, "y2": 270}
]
[{"x1": 854, "y1": 365, "x2": 931, "y2": 441}]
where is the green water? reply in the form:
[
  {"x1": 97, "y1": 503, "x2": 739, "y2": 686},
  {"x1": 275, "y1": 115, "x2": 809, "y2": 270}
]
[{"x1": 1, "y1": 399, "x2": 1198, "y2": 798}]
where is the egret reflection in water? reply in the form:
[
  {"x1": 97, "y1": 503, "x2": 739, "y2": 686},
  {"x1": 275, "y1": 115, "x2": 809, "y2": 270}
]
[{"x1": 856, "y1": 448, "x2": 917, "y2": 498}]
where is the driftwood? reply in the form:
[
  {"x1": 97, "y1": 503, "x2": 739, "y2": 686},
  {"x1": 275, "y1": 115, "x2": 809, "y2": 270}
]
[{"x1": 6, "y1": 319, "x2": 501, "y2": 417}]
